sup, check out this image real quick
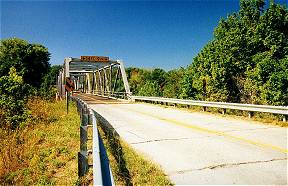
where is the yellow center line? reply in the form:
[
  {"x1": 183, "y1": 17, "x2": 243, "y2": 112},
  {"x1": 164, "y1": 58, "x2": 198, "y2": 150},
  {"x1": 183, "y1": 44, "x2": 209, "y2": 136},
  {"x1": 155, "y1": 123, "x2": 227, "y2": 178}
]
[
  {"x1": 78, "y1": 95, "x2": 287, "y2": 154},
  {"x1": 120, "y1": 105, "x2": 288, "y2": 154}
]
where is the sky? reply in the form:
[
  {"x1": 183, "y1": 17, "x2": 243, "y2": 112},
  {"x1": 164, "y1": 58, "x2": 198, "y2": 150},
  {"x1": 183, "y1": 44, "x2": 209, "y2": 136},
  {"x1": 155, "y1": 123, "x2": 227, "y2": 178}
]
[{"x1": 1, "y1": 0, "x2": 287, "y2": 70}]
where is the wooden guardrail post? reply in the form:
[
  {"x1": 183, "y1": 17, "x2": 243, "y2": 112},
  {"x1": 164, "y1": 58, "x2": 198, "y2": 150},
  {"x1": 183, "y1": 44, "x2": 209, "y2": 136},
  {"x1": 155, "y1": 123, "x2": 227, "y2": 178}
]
[
  {"x1": 248, "y1": 111, "x2": 253, "y2": 118},
  {"x1": 78, "y1": 102, "x2": 89, "y2": 177},
  {"x1": 72, "y1": 97, "x2": 115, "y2": 184}
]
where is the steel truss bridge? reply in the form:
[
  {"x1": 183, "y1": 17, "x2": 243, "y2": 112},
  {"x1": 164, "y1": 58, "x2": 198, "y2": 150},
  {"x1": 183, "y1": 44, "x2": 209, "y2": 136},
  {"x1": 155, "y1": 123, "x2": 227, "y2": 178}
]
[
  {"x1": 57, "y1": 57, "x2": 131, "y2": 99},
  {"x1": 57, "y1": 57, "x2": 288, "y2": 186}
]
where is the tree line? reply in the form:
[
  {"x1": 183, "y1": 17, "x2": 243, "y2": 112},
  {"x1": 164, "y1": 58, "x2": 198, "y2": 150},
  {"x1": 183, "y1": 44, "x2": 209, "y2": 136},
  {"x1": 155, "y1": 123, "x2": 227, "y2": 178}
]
[
  {"x1": 0, "y1": 0, "x2": 287, "y2": 129},
  {"x1": 0, "y1": 38, "x2": 61, "y2": 129},
  {"x1": 126, "y1": 0, "x2": 288, "y2": 106}
]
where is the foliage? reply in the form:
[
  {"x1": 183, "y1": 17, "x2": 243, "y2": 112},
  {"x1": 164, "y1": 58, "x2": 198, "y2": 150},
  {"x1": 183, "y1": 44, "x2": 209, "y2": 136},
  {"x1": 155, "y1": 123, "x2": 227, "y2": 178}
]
[
  {"x1": 0, "y1": 38, "x2": 53, "y2": 128},
  {"x1": 126, "y1": 68, "x2": 163, "y2": 96},
  {"x1": 163, "y1": 68, "x2": 185, "y2": 98},
  {"x1": 178, "y1": 67, "x2": 196, "y2": 99},
  {"x1": 125, "y1": 1, "x2": 287, "y2": 107},
  {"x1": 138, "y1": 81, "x2": 161, "y2": 97},
  {"x1": 40, "y1": 65, "x2": 62, "y2": 99},
  {"x1": 0, "y1": 67, "x2": 32, "y2": 129},
  {"x1": 185, "y1": 0, "x2": 288, "y2": 105},
  {"x1": 127, "y1": 67, "x2": 184, "y2": 98},
  {"x1": 0, "y1": 38, "x2": 50, "y2": 88}
]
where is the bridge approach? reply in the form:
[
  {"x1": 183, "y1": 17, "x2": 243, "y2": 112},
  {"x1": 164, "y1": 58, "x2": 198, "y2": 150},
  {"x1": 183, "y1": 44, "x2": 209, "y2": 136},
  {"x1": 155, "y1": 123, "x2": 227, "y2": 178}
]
[{"x1": 57, "y1": 56, "x2": 287, "y2": 185}]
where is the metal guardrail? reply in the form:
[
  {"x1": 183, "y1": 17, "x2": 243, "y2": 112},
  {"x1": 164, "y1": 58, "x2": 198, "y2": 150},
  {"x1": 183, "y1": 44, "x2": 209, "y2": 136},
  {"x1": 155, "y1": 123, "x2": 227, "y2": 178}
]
[
  {"x1": 74, "y1": 97, "x2": 115, "y2": 185},
  {"x1": 92, "y1": 91, "x2": 131, "y2": 100},
  {"x1": 132, "y1": 96, "x2": 288, "y2": 121}
]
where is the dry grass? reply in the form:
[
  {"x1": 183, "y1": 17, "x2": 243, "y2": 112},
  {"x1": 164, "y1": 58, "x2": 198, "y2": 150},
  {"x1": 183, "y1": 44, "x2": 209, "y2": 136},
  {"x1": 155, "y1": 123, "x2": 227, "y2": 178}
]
[{"x1": 0, "y1": 98, "x2": 80, "y2": 185}]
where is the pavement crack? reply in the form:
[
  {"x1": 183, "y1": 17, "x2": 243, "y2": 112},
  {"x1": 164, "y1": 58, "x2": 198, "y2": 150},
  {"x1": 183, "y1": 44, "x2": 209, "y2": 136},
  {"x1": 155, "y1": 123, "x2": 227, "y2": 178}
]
[
  {"x1": 170, "y1": 158, "x2": 287, "y2": 175},
  {"x1": 127, "y1": 131, "x2": 146, "y2": 140},
  {"x1": 131, "y1": 137, "x2": 190, "y2": 144},
  {"x1": 197, "y1": 158, "x2": 287, "y2": 171}
]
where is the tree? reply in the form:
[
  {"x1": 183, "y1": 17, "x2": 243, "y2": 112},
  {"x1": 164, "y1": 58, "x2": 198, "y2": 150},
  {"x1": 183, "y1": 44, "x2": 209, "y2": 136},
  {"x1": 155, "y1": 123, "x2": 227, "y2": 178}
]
[
  {"x1": 186, "y1": 0, "x2": 287, "y2": 105},
  {"x1": 151, "y1": 68, "x2": 167, "y2": 92},
  {"x1": 0, "y1": 67, "x2": 31, "y2": 128},
  {"x1": 163, "y1": 68, "x2": 185, "y2": 98},
  {"x1": 40, "y1": 65, "x2": 62, "y2": 99},
  {"x1": 138, "y1": 81, "x2": 161, "y2": 97},
  {"x1": 0, "y1": 38, "x2": 50, "y2": 88},
  {"x1": 179, "y1": 68, "x2": 197, "y2": 99}
]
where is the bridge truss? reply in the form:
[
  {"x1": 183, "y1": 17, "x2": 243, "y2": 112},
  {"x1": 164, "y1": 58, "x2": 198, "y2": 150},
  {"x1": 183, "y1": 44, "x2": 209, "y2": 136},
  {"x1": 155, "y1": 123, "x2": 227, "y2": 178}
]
[{"x1": 57, "y1": 57, "x2": 131, "y2": 99}]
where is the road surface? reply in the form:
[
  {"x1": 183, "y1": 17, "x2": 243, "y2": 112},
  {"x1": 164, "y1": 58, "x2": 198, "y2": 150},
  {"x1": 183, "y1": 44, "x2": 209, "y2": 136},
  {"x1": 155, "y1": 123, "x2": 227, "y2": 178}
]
[{"x1": 80, "y1": 94, "x2": 287, "y2": 185}]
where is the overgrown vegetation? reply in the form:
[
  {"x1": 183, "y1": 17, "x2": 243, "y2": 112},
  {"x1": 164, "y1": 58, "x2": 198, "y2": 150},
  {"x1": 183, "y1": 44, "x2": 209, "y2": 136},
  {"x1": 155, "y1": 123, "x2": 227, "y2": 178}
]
[
  {"x1": 40, "y1": 65, "x2": 62, "y2": 99},
  {"x1": 0, "y1": 99, "x2": 79, "y2": 185},
  {"x1": 126, "y1": 0, "x2": 288, "y2": 107},
  {"x1": 0, "y1": 67, "x2": 32, "y2": 129},
  {"x1": 0, "y1": 38, "x2": 79, "y2": 185},
  {"x1": 0, "y1": 38, "x2": 50, "y2": 88},
  {"x1": 0, "y1": 38, "x2": 61, "y2": 129}
]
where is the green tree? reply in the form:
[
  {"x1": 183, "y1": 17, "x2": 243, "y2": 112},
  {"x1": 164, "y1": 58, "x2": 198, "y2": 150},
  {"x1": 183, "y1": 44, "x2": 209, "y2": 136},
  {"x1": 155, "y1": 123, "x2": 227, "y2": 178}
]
[
  {"x1": 0, "y1": 67, "x2": 31, "y2": 128},
  {"x1": 186, "y1": 0, "x2": 287, "y2": 105},
  {"x1": 179, "y1": 68, "x2": 197, "y2": 99},
  {"x1": 126, "y1": 67, "x2": 145, "y2": 95},
  {"x1": 126, "y1": 68, "x2": 167, "y2": 96},
  {"x1": 40, "y1": 65, "x2": 62, "y2": 99},
  {"x1": 151, "y1": 68, "x2": 167, "y2": 92},
  {"x1": 0, "y1": 38, "x2": 50, "y2": 88},
  {"x1": 138, "y1": 81, "x2": 161, "y2": 97},
  {"x1": 163, "y1": 68, "x2": 185, "y2": 98},
  {"x1": 163, "y1": 67, "x2": 184, "y2": 98}
]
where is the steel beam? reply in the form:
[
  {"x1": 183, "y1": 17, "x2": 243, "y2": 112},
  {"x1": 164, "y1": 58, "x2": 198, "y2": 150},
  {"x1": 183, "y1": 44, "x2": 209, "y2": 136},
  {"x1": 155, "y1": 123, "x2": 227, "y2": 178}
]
[{"x1": 118, "y1": 60, "x2": 131, "y2": 99}]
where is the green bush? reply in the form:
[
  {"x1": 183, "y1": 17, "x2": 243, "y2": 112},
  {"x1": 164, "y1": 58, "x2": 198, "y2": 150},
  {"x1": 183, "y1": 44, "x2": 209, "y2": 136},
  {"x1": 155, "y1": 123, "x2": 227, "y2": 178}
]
[{"x1": 0, "y1": 67, "x2": 32, "y2": 129}]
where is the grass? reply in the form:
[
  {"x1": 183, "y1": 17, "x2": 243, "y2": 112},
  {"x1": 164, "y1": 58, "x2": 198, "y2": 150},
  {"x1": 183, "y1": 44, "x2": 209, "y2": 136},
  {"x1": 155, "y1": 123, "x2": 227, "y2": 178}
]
[
  {"x1": 137, "y1": 101, "x2": 288, "y2": 127},
  {"x1": 97, "y1": 115, "x2": 173, "y2": 186},
  {"x1": 0, "y1": 98, "x2": 80, "y2": 185}
]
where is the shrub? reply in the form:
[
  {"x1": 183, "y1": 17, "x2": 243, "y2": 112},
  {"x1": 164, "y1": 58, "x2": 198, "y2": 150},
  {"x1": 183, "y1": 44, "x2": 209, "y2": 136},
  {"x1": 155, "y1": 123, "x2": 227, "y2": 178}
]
[{"x1": 0, "y1": 67, "x2": 32, "y2": 129}]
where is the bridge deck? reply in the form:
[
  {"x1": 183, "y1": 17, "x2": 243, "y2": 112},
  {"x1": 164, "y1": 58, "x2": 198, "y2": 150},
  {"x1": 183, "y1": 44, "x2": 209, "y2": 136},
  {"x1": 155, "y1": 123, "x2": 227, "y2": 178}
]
[
  {"x1": 83, "y1": 95, "x2": 287, "y2": 185},
  {"x1": 74, "y1": 93, "x2": 130, "y2": 104}
]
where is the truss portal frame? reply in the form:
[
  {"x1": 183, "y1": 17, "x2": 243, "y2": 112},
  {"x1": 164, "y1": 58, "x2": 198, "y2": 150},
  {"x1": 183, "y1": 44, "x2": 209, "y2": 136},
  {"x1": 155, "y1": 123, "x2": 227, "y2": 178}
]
[{"x1": 57, "y1": 57, "x2": 131, "y2": 100}]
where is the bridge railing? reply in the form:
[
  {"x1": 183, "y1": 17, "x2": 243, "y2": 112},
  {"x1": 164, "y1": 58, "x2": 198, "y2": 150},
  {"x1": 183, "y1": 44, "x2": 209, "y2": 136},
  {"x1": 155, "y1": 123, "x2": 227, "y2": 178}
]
[
  {"x1": 92, "y1": 91, "x2": 131, "y2": 100},
  {"x1": 73, "y1": 96, "x2": 114, "y2": 185},
  {"x1": 131, "y1": 96, "x2": 288, "y2": 121}
]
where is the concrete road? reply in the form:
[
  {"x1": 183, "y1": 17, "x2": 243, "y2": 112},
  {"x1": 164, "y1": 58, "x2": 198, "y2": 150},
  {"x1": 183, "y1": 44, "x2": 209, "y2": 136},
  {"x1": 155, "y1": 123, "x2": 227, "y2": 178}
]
[{"x1": 81, "y1": 95, "x2": 287, "y2": 185}]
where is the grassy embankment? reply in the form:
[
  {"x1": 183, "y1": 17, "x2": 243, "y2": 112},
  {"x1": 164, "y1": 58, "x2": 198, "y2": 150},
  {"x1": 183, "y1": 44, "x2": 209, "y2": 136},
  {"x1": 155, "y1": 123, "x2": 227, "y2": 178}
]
[
  {"x1": 82, "y1": 110, "x2": 173, "y2": 185},
  {"x1": 0, "y1": 98, "x2": 80, "y2": 185},
  {"x1": 0, "y1": 98, "x2": 172, "y2": 185}
]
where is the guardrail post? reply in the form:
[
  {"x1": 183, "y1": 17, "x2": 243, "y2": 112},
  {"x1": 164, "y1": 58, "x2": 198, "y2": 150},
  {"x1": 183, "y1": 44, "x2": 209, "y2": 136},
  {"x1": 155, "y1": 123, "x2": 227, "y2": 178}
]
[
  {"x1": 222, "y1": 109, "x2": 226, "y2": 115},
  {"x1": 78, "y1": 152, "x2": 88, "y2": 177},
  {"x1": 248, "y1": 111, "x2": 253, "y2": 118},
  {"x1": 131, "y1": 96, "x2": 288, "y2": 121},
  {"x1": 78, "y1": 103, "x2": 89, "y2": 177}
]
